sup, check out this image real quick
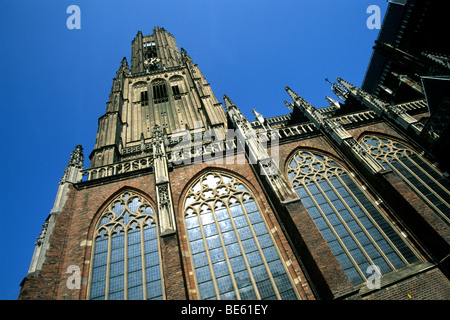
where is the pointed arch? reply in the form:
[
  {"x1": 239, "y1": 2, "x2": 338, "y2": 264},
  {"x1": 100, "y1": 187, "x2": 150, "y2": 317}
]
[
  {"x1": 88, "y1": 187, "x2": 157, "y2": 232},
  {"x1": 286, "y1": 148, "x2": 421, "y2": 286},
  {"x1": 175, "y1": 167, "x2": 263, "y2": 217},
  {"x1": 86, "y1": 189, "x2": 164, "y2": 300},
  {"x1": 181, "y1": 170, "x2": 300, "y2": 300},
  {"x1": 358, "y1": 133, "x2": 450, "y2": 225}
]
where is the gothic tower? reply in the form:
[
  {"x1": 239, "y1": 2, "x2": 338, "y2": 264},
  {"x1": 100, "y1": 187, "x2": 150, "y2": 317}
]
[
  {"x1": 19, "y1": 24, "x2": 450, "y2": 301},
  {"x1": 90, "y1": 27, "x2": 227, "y2": 169}
]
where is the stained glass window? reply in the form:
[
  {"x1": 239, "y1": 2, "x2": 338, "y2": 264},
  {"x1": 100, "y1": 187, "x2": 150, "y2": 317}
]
[
  {"x1": 88, "y1": 191, "x2": 163, "y2": 300},
  {"x1": 184, "y1": 172, "x2": 299, "y2": 300},
  {"x1": 287, "y1": 150, "x2": 420, "y2": 286}
]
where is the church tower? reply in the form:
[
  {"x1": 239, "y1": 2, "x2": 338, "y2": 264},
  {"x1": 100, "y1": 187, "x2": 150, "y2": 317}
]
[{"x1": 90, "y1": 27, "x2": 227, "y2": 169}]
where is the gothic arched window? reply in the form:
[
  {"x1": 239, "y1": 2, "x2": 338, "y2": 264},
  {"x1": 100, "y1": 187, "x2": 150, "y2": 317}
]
[
  {"x1": 360, "y1": 135, "x2": 450, "y2": 225},
  {"x1": 184, "y1": 172, "x2": 299, "y2": 300},
  {"x1": 287, "y1": 150, "x2": 420, "y2": 286},
  {"x1": 87, "y1": 191, "x2": 164, "y2": 300}
]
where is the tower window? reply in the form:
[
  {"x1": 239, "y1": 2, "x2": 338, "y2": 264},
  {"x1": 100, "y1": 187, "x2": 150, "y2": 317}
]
[
  {"x1": 153, "y1": 83, "x2": 168, "y2": 104},
  {"x1": 144, "y1": 41, "x2": 156, "y2": 47},
  {"x1": 141, "y1": 91, "x2": 148, "y2": 106},
  {"x1": 144, "y1": 41, "x2": 157, "y2": 58},
  {"x1": 172, "y1": 85, "x2": 181, "y2": 100}
]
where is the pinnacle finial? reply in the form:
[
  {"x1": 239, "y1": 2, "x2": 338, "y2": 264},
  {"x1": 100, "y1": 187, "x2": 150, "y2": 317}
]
[
  {"x1": 223, "y1": 94, "x2": 237, "y2": 111},
  {"x1": 68, "y1": 145, "x2": 84, "y2": 169},
  {"x1": 181, "y1": 48, "x2": 191, "y2": 58},
  {"x1": 283, "y1": 100, "x2": 294, "y2": 111},
  {"x1": 336, "y1": 77, "x2": 354, "y2": 88},
  {"x1": 284, "y1": 86, "x2": 299, "y2": 102},
  {"x1": 152, "y1": 124, "x2": 162, "y2": 137},
  {"x1": 119, "y1": 57, "x2": 129, "y2": 71},
  {"x1": 285, "y1": 86, "x2": 314, "y2": 110},
  {"x1": 252, "y1": 109, "x2": 265, "y2": 124},
  {"x1": 181, "y1": 48, "x2": 192, "y2": 64},
  {"x1": 60, "y1": 145, "x2": 84, "y2": 184},
  {"x1": 326, "y1": 96, "x2": 341, "y2": 109},
  {"x1": 325, "y1": 77, "x2": 349, "y2": 101}
]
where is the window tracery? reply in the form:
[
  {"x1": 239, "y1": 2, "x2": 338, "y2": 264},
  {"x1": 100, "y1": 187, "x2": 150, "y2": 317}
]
[
  {"x1": 360, "y1": 135, "x2": 450, "y2": 225},
  {"x1": 88, "y1": 191, "x2": 163, "y2": 300},
  {"x1": 287, "y1": 150, "x2": 420, "y2": 286},
  {"x1": 184, "y1": 172, "x2": 298, "y2": 300}
]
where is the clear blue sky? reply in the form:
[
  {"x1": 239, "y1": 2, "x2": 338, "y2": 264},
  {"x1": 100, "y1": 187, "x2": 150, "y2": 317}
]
[{"x1": 0, "y1": 0, "x2": 388, "y2": 299}]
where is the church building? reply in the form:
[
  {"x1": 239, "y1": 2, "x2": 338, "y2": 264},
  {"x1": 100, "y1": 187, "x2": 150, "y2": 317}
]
[{"x1": 18, "y1": 2, "x2": 450, "y2": 300}]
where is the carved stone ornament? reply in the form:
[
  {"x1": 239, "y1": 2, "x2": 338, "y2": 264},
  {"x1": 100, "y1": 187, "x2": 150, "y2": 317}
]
[
  {"x1": 158, "y1": 184, "x2": 169, "y2": 206},
  {"x1": 35, "y1": 220, "x2": 49, "y2": 246}
]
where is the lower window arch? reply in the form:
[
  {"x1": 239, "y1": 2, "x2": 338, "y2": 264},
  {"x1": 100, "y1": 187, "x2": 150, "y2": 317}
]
[
  {"x1": 87, "y1": 191, "x2": 164, "y2": 300},
  {"x1": 183, "y1": 172, "x2": 299, "y2": 300},
  {"x1": 287, "y1": 150, "x2": 420, "y2": 286}
]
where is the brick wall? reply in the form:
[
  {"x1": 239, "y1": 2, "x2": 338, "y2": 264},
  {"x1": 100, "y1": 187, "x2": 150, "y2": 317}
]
[{"x1": 19, "y1": 153, "x2": 315, "y2": 300}]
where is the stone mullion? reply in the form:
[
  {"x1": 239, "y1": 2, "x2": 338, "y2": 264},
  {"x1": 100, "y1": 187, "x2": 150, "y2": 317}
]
[
  {"x1": 319, "y1": 176, "x2": 378, "y2": 275},
  {"x1": 209, "y1": 198, "x2": 241, "y2": 299},
  {"x1": 239, "y1": 196, "x2": 282, "y2": 300},
  {"x1": 123, "y1": 227, "x2": 129, "y2": 300},
  {"x1": 388, "y1": 160, "x2": 450, "y2": 223},
  {"x1": 397, "y1": 155, "x2": 450, "y2": 207},
  {"x1": 303, "y1": 178, "x2": 366, "y2": 280},
  {"x1": 370, "y1": 137, "x2": 449, "y2": 212},
  {"x1": 334, "y1": 173, "x2": 409, "y2": 268},
  {"x1": 406, "y1": 154, "x2": 450, "y2": 191},
  {"x1": 140, "y1": 221, "x2": 147, "y2": 300},
  {"x1": 196, "y1": 208, "x2": 221, "y2": 299},
  {"x1": 104, "y1": 230, "x2": 112, "y2": 300},
  {"x1": 225, "y1": 201, "x2": 262, "y2": 300}
]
